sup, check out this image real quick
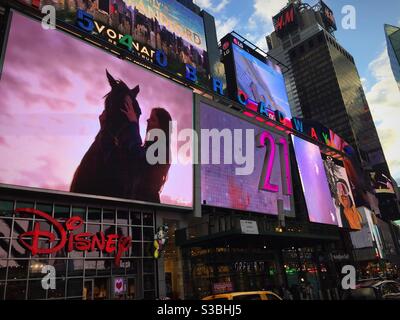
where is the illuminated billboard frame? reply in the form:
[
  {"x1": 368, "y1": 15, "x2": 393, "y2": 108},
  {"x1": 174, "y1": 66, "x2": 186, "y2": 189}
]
[
  {"x1": 194, "y1": 94, "x2": 295, "y2": 218},
  {"x1": 0, "y1": 10, "x2": 194, "y2": 209},
  {"x1": 221, "y1": 34, "x2": 292, "y2": 119},
  {"x1": 15, "y1": 0, "x2": 210, "y2": 87}
]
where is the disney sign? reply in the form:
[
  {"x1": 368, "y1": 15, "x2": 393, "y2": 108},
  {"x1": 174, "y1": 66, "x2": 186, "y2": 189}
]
[{"x1": 17, "y1": 208, "x2": 131, "y2": 266}]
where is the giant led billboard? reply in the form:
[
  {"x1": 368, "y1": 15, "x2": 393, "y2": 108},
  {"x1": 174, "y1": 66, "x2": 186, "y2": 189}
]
[
  {"x1": 200, "y1": 102, "x2": 294, "y2": 216},
  {"x1": 0, "y1": 12, "x2": 193, "y2": 207},
  {"x1": 16, "y1": 0, "x2": 210, "y2": 86},
  {"x1": 323, "y1": 157, "x2": 362, "y2": 230},
  {"x1": 292, "y1": 136, "x2": 337, "y2": 225},
  {"x1": 232, "y1": 43, "x2": 292, "y2": 119}
]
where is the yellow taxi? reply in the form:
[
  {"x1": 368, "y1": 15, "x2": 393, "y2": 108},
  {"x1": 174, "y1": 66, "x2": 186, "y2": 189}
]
[{"x1": 202, "y1": 291, "x2": 283, "y2": 301}]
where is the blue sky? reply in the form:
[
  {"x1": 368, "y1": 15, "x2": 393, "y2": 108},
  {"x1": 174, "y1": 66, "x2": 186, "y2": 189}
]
[{"x1": 194, "y1": 0, "x2": 400, "y2": 183}]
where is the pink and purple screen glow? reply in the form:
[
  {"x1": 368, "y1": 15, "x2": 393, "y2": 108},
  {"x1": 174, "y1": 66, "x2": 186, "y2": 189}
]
[
  {"x1": 0, "y1": 12, "x2": 193, "y2": 207},
  {"x1": 200, "y1": 102, "x2": 292, "y2": 215},
  {"x1": 292, "y1": 136, "x2": 337, "y2": 225}
]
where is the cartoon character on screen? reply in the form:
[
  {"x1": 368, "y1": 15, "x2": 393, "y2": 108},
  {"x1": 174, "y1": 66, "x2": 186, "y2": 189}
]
[
  {"x1": 154, "y1": 225, "x2": 169, "y2": 259},
  {"x1": 336, "y1": 179, "x2": 363, "y2": 230}
]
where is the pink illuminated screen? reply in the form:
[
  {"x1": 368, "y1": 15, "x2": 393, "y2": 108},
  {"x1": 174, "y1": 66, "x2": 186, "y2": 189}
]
[
  {"x1": 200, "y1": 102, "x2": 293, "y2": 216},
  {"x1": 291, "y1": 136, "x2": 337, "y2": 225},
  {"x1": 0, "y1": 12, "x2": 193, "y2": 207}
]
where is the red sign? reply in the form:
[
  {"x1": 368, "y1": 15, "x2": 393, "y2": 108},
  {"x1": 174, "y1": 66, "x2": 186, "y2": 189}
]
[
  {"x1": 273, "y1": 4, "x2": 298, "y2": 37},
  {"x1": 17, "y1": 208, "x2": 132, "y2": 266}
]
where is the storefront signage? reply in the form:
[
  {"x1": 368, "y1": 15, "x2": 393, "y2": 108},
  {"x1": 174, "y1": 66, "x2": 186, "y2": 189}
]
[
  {"x1": 240, "y1": 220, "x2": 259, "y2": 235},
  {"x1": 16, "y1": 208, "x2": 132, "y2": 266},
  {"x1": 273, "y1": 4, "x2": 298, "y2": 37}
]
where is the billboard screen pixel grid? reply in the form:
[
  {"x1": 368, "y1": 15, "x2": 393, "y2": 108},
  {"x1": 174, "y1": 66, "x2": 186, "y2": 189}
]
[
  {"x1": 16, "y1": 0, "x2": 210, "y2": 86},
  {"x1": 200, "y1": 102, "x2": 293, "y2": 216},
  {"x1": 0, "y1": 11, "x2": 193, "y2": 207}
]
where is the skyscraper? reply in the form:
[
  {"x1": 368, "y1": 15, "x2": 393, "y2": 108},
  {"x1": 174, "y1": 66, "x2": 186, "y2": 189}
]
[
  {"x1": 385, "y1": 24, "x2": 400, "y2": 91},
  {"x1": 267, "y1": 2, "x2": 383, "y2": 167},
  {"x1": 266, "y1": 1, "x2": 399, "y2": 220}
]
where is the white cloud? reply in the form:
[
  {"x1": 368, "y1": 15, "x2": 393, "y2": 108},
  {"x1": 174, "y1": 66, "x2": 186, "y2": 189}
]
[
  {"x1": 193, "y1": 0, "x2": 230, "y2": 13},
  {"x1": 215, "y1": 16, "x2": 239, "y2": 41},
  {"x1": 365, "y1": 47, "x2": 400, "y2": 184},
  {"x1": 239, "y1": 0, "x2": 286, "y2": 51}
]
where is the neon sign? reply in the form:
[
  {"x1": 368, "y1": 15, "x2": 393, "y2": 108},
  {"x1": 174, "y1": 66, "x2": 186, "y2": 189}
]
[
  {"x1": 17, "y1": 208, "x2": 132, "y2": 266},
  {"x1": 273, "y1": 4, "x2": 298, "y2": 37}
]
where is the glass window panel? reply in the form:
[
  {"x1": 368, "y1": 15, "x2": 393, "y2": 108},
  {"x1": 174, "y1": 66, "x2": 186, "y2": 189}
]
[
  {"x1": 67, "y1": 259, "x2": 84, "y2": 277},
  {"x1": 132, "y1": 242, "x2": 142, "y2": 257},
  {"x1": 143, "y1": 212, "x2": 154, "y2": 226},
  {"x1": 53, "y1": 259, "x2": 67, "y2": 277},
  {"x1": 10, "y1": 238, "x2": 30, "y2": 258},
  {"x1": 131, "y1": 226, "x2": 142, "y2": 241},
  {"x1": 103, "y1": 210, "x2": 115, "y2": 224},
  {"x1": 67, "y1": 278, "x2": 83, "y2": 298},
  {"x1": 117, "y1": 210, "x2": 129, "y2": 225},
  {"x1": 143, "y1": 259, "x2": 155, "y2": 274},
  {"x1": 0, "y1": 218, "x2": 12, "y2": 238},
  {"x1": 143, "y1": 227, "x2": 153, "y2": 241},
  {"x1": 103, "y1": 225, "x2": 116, "y2": 236},
  {"x1": 112, "y1": 263, "x2": 125, "y2": 276},
  {"x1": 28, "y1": 279, "x2": 47, "y2": 299},
  {"x1": 5, "y1": 280, "x2": 27, "y2": 300},
  {"x1": 84, "y1": 260, "x2": 97, "y2": 276},
  {"x1": 116, "y1": 226, "x2": 129, "y2": 238},
  {"x1": 125, "y1": 259, "x2": 138, "y2": 274},
  {"x1": 96, "y1": 259, "x2": 111, "y2": 276},
  {"x1": 130, "y1": 211, "x2": 141, "y2": 225},
  {"x1": 0, "y1": 238, "x2": 10, "y2": 259},
  {"x1": 15, "y1": 202, "x2": 34, "y2": 218},
  {"x1": 35, "y1": 203, "x2": 53, "y2": 216},
  {"x1": 88, "y1": 208, "x2": 101, "y2": 223},
  {"x1": 0, "y1": 258, "x2": 7, "y2": 269},
  {"x1": 0, "y1": 200, "x2": 14, "y2": 217},
  {"x1": 143, "y1": 242, "x2": 153, "y2": 257},
  {"x1": 13, "y1": 261, "x2": 35, "y2": 278},
  {"x1": 86, "y1": 224, "x2": 101, "y2": 234},
  {"x1": 143, "y1": 290, "x2": 156, "y2": 300},
  {"x1": 12, "y1": 219, "x2": 32, "y2": 238},
  {"x1": 47, "y1": 279, "x2": 66, "y2": 299},
  {"x1": 28, "y1": 260, "x2": 49, "y2": 279},
  {"x1": 72, "y1": 207, "x2": 86, "y2": 220},
  {"x1": 0, "y1": 281, "x2": 5, "y2": 300},
  {"x1": 144, "y1": 274, "x2": 155, "y2": 291},
  {"x1": 54, "y1": 205, "x2": 70, "y2": 220}
]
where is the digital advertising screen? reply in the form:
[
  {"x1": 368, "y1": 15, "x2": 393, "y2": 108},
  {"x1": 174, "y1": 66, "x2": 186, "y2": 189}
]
[
  {"x1": 0, "y1": 11, "x2": 193, "y2": 207},
  {"x1": 16, "y1": 0, "x2": 210, "y2": 86},
  {"x1": 350, "y1": 207, "x2": 384, "y2": 259},
  {"x1": 323, "y1": 157, "x2": 362, "y2": 230},
  {"x1": 232, "y1": 43, "x2": 292, "y2": 118},
  {"x1": 200, "y1": 102, "x2": 294, "y2": 216},
  {"x1": 291, "y1": 136, "x2": 337, "y2": 226}
]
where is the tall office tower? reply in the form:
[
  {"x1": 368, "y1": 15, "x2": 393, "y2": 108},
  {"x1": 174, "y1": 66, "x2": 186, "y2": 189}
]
[
  {"x1": 385, "y1": 24, "x2": 400, "y2": 91},
  {"x1": 266, "y1": 1, "x2": 399, "y2": 220}
]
